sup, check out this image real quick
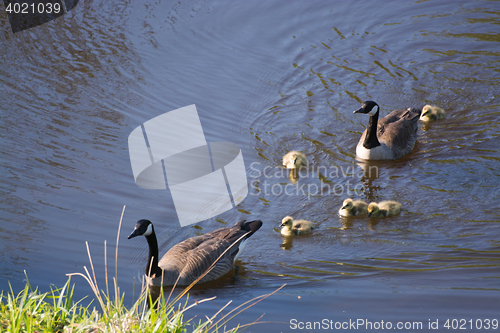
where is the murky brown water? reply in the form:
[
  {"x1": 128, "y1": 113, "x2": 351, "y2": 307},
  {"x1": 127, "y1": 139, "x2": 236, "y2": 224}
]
[{"x1": 1, "y1": 1, "x2": 499, "y2": 332}]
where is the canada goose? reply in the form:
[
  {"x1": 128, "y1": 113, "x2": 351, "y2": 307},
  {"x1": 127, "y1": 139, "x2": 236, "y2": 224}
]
[
  {"x1": 420, "y1": 104, "x2": 445, "y2": 122},
  {"x1": 283, "y1": 151, "x2": 307, "y2": 169},
  {"x1": 280, "y1": 216, "x2": 313, "y2": 236},
  {"x1": 128, "y1": 219, "x2": 262, "y2": 287},
  {"x1": 339, "y1": 198, "x2": 368, "y2": 217},
  {"x1": 353, "y1": 101, "x2": 421, "y2": 160},
  {"x1": 367, "y1": 201, "x2": 401, "y2": 218}
]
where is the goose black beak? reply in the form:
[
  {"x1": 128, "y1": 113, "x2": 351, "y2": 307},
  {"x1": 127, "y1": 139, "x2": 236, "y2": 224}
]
[
  {"x1": 353, "y1": 107, "x2": 365, "y2": 114},
  {"x1": 367, "y1": 213, "x2": 372, "y2": 218},
  {"x1": 341, "y1": 205, "x2": 347, "y2": 210},
  {"x1": 128, "y1": 229, "x2": 141, "y2": 239}
]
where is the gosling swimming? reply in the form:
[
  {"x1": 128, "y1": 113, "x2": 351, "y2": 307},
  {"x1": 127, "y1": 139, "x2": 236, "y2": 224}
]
[
  {"x1": 280, "y1": 216, "x2": 313, "y2": 236},
  {"x1": 367, "y1": 201, "x2": 402, "y2": 218},
  {"x1": 420, "y1": 104, "x2": 445, "y2": 122},
  {"x1": 354, "y1": 101, "x2": 421, "y2": 160},
  {"x1": 283, "y1": 151, "x2": 307, "y2": 169},
  {"x1": 339, "y1": 198, "x2": 368, "y2": 217}
]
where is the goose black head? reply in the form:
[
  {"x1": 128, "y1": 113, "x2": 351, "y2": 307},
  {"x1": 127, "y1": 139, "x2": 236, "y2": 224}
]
[
  {"x1": 128, "y1": 219, "x2": 154, "y2": 239},
  {"x1": 353, "y1": 101, "x2": 379, "y2": 116}
]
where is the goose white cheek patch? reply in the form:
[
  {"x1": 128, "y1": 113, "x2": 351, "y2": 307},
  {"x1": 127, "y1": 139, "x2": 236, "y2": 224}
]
[
  {"x1": 368, "y1": 105, "x2": 379, "y2": 115},
  {"x1": 144, "y1": 223, "x2": 153, "y2": 236}
]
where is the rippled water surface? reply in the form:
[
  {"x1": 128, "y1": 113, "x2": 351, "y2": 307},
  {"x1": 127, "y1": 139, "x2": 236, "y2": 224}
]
[{"x1": 1, "y1": 1, "x2": 499, "y2": 332}]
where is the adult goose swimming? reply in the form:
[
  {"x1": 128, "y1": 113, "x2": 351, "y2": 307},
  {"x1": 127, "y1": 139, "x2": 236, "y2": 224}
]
[
  {"x1": 353, "y1": 101, "x2": 421, "y2": 160},
  {"x1": 128, "y1": 219, "x2": 263, "y2": 287}
]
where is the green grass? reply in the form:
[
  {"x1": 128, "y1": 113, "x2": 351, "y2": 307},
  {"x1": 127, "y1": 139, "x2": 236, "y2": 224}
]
[
  {"x1": 1, "y1": 272, "x2": 280, "y2": 332},
  {"x1": 0, "y1": 206, "x2": 283, "y2": 332}
]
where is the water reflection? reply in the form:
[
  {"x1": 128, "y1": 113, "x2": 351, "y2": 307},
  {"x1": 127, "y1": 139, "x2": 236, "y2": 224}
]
[
  {"x1": 339, "y1": 215, "x2": 380, "y2": 231},
  {"x1": 340, "y1": 217, "x2": 353, "y2": 231},
  {"x1": 280, "y1": 236, "x2": 294, "y2": 250},
  {"x1": 288, "y1": 169, "x2": 299, "y2": 184},
  {"x1": 141, "y1": 260, "x2": 254, "y2": 308},
  {"x1": 356, "y1": 160, "x2": 382, "y2": 202}
]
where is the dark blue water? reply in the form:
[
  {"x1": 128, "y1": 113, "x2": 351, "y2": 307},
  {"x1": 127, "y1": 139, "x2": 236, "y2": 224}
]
[{"x1": 1, "y1": 1, "x2": 499, "y2": 332}]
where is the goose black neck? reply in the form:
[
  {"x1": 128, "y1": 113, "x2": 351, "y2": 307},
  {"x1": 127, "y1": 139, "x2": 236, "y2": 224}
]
[
  {"x1": 144, "y1": 231, "x2": 161, "y2": 277},
  {"x1": 363, "y1": 111, "x2": 381, "y2": 149}
]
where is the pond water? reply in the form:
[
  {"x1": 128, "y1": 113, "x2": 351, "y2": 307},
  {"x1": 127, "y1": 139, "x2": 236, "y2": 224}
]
[{"x1": 1, "y1": 0, "x2": 499, "y2": 332}]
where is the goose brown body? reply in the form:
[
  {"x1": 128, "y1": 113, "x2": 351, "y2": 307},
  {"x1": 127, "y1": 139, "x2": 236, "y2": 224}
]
[{"x1": 129, "y1": 219, "x2": 262, "y2": 287}]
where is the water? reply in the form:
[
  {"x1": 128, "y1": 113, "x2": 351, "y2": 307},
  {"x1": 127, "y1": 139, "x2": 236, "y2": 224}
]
[{"x1": 1, "y1": 0, "x2": 499, "y2": 331}]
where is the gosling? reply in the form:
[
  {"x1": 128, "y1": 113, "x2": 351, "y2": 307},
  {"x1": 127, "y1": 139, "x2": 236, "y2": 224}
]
[
  {"x1": 420, "y1": 105, "x2": 445, "y2": 122},
  {"x1": 283, "y1": 151, "x2": 307, "y2": 169},
  {"x1": 339, "y1": 198, "x2": 368, "y2": 217},
  {"x1": 367, "y1": 201, "x2": 402, "y2": 218},
  {"x1": 280, "y1": 216, "x2": 313, "y2": 236}
]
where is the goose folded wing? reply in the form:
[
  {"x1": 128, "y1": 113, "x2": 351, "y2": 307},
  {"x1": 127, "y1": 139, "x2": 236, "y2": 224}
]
[
  {"x1": 176, "y1": 237, "x2": 237, "y2": 283},
  {"x1": 377, "y1": 108, "x2": 420, "y2": 156}
]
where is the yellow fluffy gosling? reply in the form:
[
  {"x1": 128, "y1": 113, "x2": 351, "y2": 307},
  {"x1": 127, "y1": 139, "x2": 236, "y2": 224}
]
[
  {"x1": 280, "y1": 216, "x2": 313, "y2": 236},
  {"x1": 339, "y1": 198, "x2": 368, "y2": 217},
  {"x1": 283, "y1": 151, "x2": 307, "y2": 169},
  {"x1": 367, "y1": 201, "x2": 402, "y2": 218},
  {"x1": 420, "y1": 105, "x2": 445, "y2": 122}
]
